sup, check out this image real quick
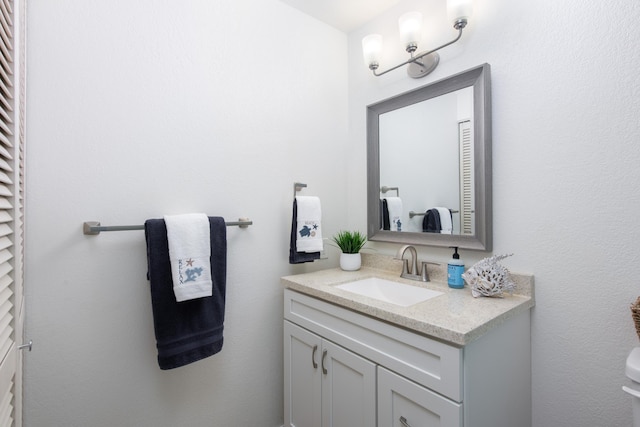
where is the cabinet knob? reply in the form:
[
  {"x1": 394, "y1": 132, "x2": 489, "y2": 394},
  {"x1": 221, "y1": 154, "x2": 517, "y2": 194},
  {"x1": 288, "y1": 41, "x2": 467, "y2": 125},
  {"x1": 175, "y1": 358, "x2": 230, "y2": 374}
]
[
  {"x1": 321, "y1": 349, "x2": 328, "y2": 375},
  {"x1": 312, "y1": 345, "x2": 318, "y2": 369},
  {"x1": 400, "y1": 416, "x2": 412, "y2": 427}
]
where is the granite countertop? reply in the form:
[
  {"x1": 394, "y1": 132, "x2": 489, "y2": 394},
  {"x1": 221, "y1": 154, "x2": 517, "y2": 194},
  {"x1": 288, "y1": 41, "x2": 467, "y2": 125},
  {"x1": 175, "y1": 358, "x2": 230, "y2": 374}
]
[{"x1": 281, "y1": 253, "x2": 535, "y2": 346}]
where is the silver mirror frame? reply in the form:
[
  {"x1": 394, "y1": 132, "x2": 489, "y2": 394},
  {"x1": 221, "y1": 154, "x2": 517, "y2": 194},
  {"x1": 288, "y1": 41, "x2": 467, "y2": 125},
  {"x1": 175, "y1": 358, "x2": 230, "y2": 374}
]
[{"x1": 367, "y1": 63, "x2": 492, "y2": 251}]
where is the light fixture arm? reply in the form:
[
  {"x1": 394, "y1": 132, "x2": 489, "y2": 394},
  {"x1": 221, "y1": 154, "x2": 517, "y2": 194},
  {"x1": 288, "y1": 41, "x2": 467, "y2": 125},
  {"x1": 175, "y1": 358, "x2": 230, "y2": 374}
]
[{"x1": 370, "y1": 22, "x2": 466, "y2": 77}]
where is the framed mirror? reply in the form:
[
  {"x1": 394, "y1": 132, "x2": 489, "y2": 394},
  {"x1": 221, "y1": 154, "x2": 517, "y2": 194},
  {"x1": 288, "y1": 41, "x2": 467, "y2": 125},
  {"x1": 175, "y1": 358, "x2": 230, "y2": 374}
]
[{"x1": 367, "y1": 64, "x2": 492, "y2": 250}]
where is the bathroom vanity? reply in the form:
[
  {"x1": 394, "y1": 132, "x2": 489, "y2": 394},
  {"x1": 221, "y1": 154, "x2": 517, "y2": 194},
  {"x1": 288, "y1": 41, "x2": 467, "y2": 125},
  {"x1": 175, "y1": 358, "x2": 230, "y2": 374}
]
[{"x1": 282, "y1": 254, "x2": 534, "y2": 427}]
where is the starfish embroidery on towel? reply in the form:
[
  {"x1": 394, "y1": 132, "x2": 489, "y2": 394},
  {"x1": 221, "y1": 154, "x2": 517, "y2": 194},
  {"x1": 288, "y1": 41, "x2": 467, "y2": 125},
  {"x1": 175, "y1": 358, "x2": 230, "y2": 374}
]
[{"x1": 185, "y1": 258, "x2": 195, "y2": 267}]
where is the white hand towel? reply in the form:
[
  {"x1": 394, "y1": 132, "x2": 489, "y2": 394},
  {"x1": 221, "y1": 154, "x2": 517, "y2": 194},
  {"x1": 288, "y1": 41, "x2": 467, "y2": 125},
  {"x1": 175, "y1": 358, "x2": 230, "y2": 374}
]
[
  {"x1": 295, "y1": 196, "x2": 323, "y2": 253},
  {"x1": 435, "y1": 207, "x2": 453, "y2": 234},
  {"x1": 385, "y1": 197, "x2": 403, "y2": 231},
  {"x1": 164, "y1": 213, "x2": 212, "y2": 302}
]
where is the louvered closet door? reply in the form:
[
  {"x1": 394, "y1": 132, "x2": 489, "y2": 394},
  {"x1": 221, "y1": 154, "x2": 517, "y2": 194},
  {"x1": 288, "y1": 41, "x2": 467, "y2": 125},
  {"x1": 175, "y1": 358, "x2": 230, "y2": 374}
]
[
  {"x1": 0, "y1": 0, "x2": 25, "y2": 425},
  {"x1": 458, "y1": 120, "x2": 474, "y2": 236}
]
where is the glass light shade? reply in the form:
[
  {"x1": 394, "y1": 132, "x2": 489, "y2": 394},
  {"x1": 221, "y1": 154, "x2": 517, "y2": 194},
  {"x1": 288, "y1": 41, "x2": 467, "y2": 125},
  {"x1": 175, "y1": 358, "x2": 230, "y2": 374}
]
[
  {"x1": 398, "y1": 11, "x2": 422, "y2": 48},
  {"x1": 362, "y1": 34, "x2": 382, "y2": 67},
  {"x1": 447, "y1": 0, "x2": 473, "y2": 23}
]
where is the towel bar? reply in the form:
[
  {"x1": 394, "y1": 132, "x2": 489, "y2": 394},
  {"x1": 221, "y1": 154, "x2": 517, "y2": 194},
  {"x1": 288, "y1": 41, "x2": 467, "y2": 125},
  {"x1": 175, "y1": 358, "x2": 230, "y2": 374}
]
[
  {"x1": 83, "y1": 218, "x2": 252, "y2": 235},
  {"x1": 409, "y1": 210, "x2": 459, "y2": 218},
  {"x1": 380, "y1": 186, "x2": 399, "y2": 196}
]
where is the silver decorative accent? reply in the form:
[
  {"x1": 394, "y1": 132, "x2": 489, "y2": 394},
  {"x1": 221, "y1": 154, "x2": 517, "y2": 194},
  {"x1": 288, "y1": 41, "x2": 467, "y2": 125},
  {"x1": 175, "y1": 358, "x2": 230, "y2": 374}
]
[{"x1": 462, "y1": 254, "x2": 516, "y2": 298}]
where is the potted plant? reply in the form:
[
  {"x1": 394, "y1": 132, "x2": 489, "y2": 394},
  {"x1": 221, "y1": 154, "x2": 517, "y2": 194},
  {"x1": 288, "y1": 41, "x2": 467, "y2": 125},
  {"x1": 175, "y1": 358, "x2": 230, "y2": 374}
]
[{"x1": 331, "y1": 230, "x2": 367, "y2": 271}]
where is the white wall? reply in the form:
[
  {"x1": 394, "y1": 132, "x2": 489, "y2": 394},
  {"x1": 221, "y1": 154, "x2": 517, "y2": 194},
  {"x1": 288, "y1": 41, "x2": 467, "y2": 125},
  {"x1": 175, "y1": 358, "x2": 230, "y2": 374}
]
[
  {"x1": 25, "y1": 1, "x2": 347, "y2": 426},
  {"x1": 24, "y1": 0, "x2": 640, "y2": 426},
  {"x1": 348, "y1": 0, "x2": 640, "y2": 426}
]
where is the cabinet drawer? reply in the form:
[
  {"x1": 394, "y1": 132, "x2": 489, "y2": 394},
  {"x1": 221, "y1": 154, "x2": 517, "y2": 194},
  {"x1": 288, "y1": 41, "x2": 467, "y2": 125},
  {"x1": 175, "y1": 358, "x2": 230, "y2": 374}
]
[
  {"x1": 284, "y1": 289, "x2": 462, "y2": 401},
  {"x1": 378, "y1": 367, "x2": 462, "y2": 427}
]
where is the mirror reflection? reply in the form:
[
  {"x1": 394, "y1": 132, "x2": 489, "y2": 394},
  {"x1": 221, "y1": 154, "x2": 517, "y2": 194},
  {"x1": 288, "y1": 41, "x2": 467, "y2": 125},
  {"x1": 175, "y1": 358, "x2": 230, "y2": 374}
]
[
  {"x1": 367, "y1": 64, "x2": 492, "y2": 250},
  {"x1": 379, "y1": 86, "x2": 474, "y2": 235}
]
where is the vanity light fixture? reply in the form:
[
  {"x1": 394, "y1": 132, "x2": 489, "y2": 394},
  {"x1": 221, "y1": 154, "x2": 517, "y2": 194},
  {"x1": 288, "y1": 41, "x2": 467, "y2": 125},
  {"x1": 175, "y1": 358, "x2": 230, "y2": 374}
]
[{"x1": 362, "y1": 0, "x2": 473, "y2": 78}]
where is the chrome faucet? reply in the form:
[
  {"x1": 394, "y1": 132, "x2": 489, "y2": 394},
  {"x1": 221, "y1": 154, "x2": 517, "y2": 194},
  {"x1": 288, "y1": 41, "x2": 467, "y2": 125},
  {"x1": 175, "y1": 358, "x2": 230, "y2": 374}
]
[
  {"x1": 395, "y1": 245, "x2": 438, "y2": 282},
  {"x1": 396, "y1": 245, "x2": 424, "y2": 281}
]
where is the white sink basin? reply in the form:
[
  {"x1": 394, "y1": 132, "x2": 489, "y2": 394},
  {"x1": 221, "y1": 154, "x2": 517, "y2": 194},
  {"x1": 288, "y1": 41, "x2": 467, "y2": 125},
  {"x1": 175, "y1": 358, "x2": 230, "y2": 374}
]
[{"x1": 334, "y1": 277, "x2": 443, "y2": 307}]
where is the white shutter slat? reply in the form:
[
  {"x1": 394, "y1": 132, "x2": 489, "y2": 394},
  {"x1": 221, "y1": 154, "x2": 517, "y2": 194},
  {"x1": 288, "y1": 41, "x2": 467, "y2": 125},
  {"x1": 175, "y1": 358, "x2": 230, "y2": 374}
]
[
  {"x1": 0, "y1": 245, "x2": 12, "y2": 260},
  {"x1": 0, "y1": 55, "x2": 11, "y2": 83},
  {"x1": 0, "y1": 117, "x2": 11, "y2": 136},
  {"x1": 0, "y1": 77, "x2": 13, "y2": 100},
  {"x1": 0, "y1": 212, "x2": 10, "y2": 225},
  {"x1": 0, "y1": 184, "x2": 11, "y2": 197},
  {"x1": 0, "y1": 167, "x2": 10, "y2": 185},
  {"x1": 0, "y1": 252, "x2": 12, "y2": 267},
  {"x1": 0, "y1": 323, "x2": 13, "y2": 368},
  {"x1": 0, "y1": 157, "x2": 11, "y2": 172},
  {"x1": 0, "y1": 284, "x2": 12, "y2": 304},
  {"x1": 0, "y1": 36, "x2": 10, "y2": 64},
  {"x1": 0, "y1": 107, "x2": 10, "y2": 128},
  {"x1": 0, "y1": 58, "x2": 9, "y2": 88},
  {"x1": 0, "y1": 312, "x2": 12, "y2": 342},
  {"x1": 0, "y1": 224, "x2": 11, "y2": 238},
  {"x1": 0, "y1": 385, "x2": 12, "y2": 427},
  {"x1": 0, "y1": 132, "x2": 10, "y2": 148},
  {"x1": 0, "y1": 143, "x2": 10, "y2": 159},
  {"x1": 0, "y1": 261, "x2": 13, "y2": 280},
  {"x1": 0, "y1": 9, "x2": 11, "y2": 40},
  {"x1": 0, "y1": 198, "x2": 12, "y2": 210},
  {"x1": 0, "y1": 362, "x2": 13, "y2": 427}
]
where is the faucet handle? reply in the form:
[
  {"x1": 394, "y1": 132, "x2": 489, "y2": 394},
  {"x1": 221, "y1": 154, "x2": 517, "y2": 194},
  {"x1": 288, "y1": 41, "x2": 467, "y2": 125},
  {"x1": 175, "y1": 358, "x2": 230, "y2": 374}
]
[{"x1": 420, "y1": 261, "x2": 441, "y2": 282}]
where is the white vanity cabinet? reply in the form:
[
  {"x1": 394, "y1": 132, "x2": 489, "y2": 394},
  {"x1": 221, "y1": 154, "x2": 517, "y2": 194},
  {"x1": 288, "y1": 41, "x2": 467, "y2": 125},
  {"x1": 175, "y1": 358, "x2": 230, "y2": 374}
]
[
  {"x1": 284, "y1": 321, "x2": 376, "y2": 427},
  {"x1": 283, "y1": 288, "x2": 531, "y2": 427}
]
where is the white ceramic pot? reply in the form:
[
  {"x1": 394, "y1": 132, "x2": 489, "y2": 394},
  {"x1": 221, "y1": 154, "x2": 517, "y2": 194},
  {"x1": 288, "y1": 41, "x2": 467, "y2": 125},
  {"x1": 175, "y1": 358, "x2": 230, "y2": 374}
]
[{"x1": 339, "y1": 253, "x2": 361, "y2": 271}]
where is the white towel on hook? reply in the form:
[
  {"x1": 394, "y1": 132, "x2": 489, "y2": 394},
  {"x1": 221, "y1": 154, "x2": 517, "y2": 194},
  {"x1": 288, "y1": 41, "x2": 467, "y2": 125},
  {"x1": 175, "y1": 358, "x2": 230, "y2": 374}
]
[
  {"x1": 295, "y1": 196, "x2": 323, "y2": 253},
  {"x1": 385, "y1": 197, "x2": 403, "y2": 231},
  {"x1": 435, "y1": 207, "x2": 453, "y2": 234},
  {"x1": 164, "y1": 213, "x2": 212, "y2": 302}
]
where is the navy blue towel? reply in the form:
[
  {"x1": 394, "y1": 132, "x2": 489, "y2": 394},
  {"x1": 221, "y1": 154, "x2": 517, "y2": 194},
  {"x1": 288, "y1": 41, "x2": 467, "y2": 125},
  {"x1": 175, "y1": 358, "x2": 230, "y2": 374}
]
[
  {"x1": 289, "y1": 199, "x2": 320, "y2": 264},
  {"x1": 422, "y1": 209, "x2": 442, "y2": 233},
  {"x1": 382, "y1": 199, "x2": 391, "y2": 230},
  {"x1": 145, "y1": 217, "x2": 227, "y2": 370}
]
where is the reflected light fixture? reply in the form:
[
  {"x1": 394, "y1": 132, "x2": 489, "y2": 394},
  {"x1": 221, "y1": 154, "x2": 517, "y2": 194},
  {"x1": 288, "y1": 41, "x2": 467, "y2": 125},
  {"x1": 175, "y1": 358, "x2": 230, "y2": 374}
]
[{"x1": 362, "y1": 0, "x2": 473, "y2": 78}]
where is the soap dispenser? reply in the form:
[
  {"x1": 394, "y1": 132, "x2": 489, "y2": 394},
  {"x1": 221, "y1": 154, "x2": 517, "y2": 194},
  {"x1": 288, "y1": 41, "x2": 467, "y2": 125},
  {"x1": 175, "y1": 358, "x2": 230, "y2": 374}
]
[{"x1": 447, "y1": 247, "x2": 465, "y2": 289}]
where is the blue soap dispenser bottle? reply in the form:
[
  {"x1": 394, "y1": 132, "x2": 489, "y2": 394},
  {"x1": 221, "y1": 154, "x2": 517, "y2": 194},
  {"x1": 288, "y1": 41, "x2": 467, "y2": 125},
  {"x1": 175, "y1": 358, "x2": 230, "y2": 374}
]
[{"x1": 447, "y1": 247, "x2": 465, "y2": 289}]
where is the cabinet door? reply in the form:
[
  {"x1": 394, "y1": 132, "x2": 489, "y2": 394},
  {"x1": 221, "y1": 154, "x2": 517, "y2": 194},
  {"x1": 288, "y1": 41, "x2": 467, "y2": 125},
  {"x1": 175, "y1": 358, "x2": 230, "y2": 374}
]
[
  {"x1": 285, "y1": 321, "x2": 322, "y2": 427},
  {"x1": 378, "y1": 367, "x2": 462, "y2": 427},
  {"x1": 321, "y1": 340, "x2": 376, "y2": 427}
]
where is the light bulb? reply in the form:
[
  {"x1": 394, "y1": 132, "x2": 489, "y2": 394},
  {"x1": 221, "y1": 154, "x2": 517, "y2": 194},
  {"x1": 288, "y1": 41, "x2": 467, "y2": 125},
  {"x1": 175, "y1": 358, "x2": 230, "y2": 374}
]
[
  {"x1": 447, "y1": 0, "x2": 473, "y2": 24},
  {"x1": 362, "y1": 34, "x2": 382, "y2": 68},
  {"x1": 398, "y1": 11, "x2": 422, "y2": 52}
]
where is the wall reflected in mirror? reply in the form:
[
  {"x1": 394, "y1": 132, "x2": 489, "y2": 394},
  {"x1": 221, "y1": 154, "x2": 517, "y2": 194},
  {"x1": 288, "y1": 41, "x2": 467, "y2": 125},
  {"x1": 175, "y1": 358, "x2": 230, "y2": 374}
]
[{"x1": 379, "y1": 86, "x2": 474, "y2": 235}]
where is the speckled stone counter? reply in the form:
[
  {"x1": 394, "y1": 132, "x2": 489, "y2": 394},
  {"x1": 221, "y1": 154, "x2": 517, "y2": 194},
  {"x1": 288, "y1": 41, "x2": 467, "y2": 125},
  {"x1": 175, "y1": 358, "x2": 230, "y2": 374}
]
[{"x1": 281, "y1": 253, "x2": 535, "y2": 346}]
